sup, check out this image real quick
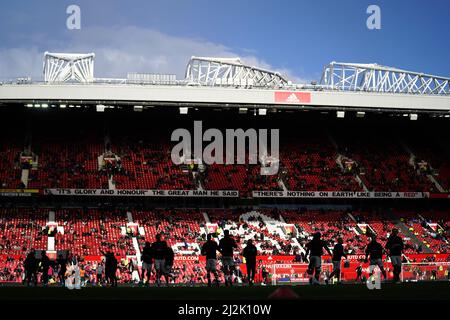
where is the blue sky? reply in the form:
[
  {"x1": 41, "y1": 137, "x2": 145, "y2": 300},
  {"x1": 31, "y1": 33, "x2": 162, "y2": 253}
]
[{"x1": 0, "y1": 0, "x2": 449, "y2": 81}]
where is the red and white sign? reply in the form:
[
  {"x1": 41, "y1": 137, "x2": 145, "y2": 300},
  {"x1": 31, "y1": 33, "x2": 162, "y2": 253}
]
[
  {"x1": 274, "y1": 91, "x2": 311, "y2": 104},
  {"x1": 206, "y1": 223, "x2": 218, "y2": 234}
]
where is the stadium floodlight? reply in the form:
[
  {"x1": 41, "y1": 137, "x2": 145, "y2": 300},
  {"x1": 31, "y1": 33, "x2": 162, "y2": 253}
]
[
  {"x1": 96, "y1": 104, "x2": 105, "y2": 112},
  {"x1": 445, "y1": 115, "x2": 450, "y2": 118},
  {"x1": 134, "y1": 105, "x2": 143, "y2": 112},
  {"x1": 34, "y1": 104, "x2": 40, "y2": 108},
  {"x1": 69, "y1": 105, "x2": 75, "y2": 108},
  {"x1": 410, "y1": 114, "x2": 418, "y2": 121},
  {"x1": 258, "y1": 108, "x2": 267, "y2": 116},
  {"x1": 59, "y1": 104, "x2": 67, "y2": 109},
  {"x1": 179, "y1": 107, "x2": 189, "y2": 114},
  {"x1": 337, "y1": 111, "x2": 345, "y2": 118},
  {"x1": 75, "y1": 105, "x2": 81, "y2": 108},
  {"x1": 25, "y1": 104, "x2": 33, "y2": 108},
  {"x1": 356, "y1": 111, "x2": 365, "y2": 118},
  {"x1": 41, "y1": 104, "x2": 48, "y2": 108},
  {"x1": 239, "y1": 108, "x2": 248, "y2": 114}
]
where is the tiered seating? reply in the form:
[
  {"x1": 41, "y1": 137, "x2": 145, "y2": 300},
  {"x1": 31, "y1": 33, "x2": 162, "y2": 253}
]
[
  {"x1": 435, "y1": 164, "x2": 450, "y2": 192},
  {"x1": 281, "y1": 137, "x2": 362, "y2": 191},
  {"x1": 353, "y1": 211, "x2": 417, "y2": 254},
  {"x1": 396, "y1": 210, "x2": 450, "y2": 253},
  {"x1": 282, "y1": 210, "x2": 368, "y2": 254},
  {"x1": 133, "y1": 209, "x2": 203, "y2": 248},
  {"x1": 336, "y1": 132, "x2": 436, "y2": 192},
  {"x1": 0, "y1": 207, "x2": 448, "y2": 284},
  {"x1": 0, "y1": 256, "x2": 23, "y2": 283},
  {"x1": 207, "y1": 209, "x2": 248, "y2": 252},
  {"x1": 172, "y1": 259, "x2": 208, "y2": 284},
  {"x1": 27, "y1": 132, "x2": 107, "y2": 189},
  {"x1": 207, "y1": 209, "x2": 293, "y2": 255},
  {"x1": 203, "y1": 163, "x2": 281, "y2": 196},
  {"x1": 405, "y1": 139, "x2": 450, "y2": 192},
  {"x1": 0, "y1": 139, "x2": 23, "y2": 189},
  {"x1": 0, "y1": 208, "x2": 47, "y2": 254},
  {"x1": 203, "y1": 164, "x2": 248, "y2": 191},
  {"x1": 111, "y1": 134, "x2": 195, "y2": 190},
  {"x1": 54, "y1": 209, "x2": 135, "y2": 256},
  {"x1": 245, "y1": 223, "x2": 291, "y2": 252},
  {"x1": 245, "y1": 210, "x2": 295, "y2": 253},
  {"x1": 0, "y1": 120, "x2": 449, "y2": 194}
]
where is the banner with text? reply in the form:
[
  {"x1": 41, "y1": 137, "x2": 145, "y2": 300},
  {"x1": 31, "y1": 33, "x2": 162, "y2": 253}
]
[
  {"x1": 44, "y1": 188, "x2": 239, "y2": 197},
  {"x1": 252, "y1": 190, "x2": 429, "y2": 199}
]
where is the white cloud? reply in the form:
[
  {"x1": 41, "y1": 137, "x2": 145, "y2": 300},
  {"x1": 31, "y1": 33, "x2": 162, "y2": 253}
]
[
  {"x1": 0, "y1": 26, "x2": 309, "y2": 83},
  {"x1": 0, "y1": 47, "x2": 43, "y2": 79}
]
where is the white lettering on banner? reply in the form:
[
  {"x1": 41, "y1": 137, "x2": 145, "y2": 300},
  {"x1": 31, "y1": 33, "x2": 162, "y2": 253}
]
[
  {"x1": 74, "y1": 189, "x2": 97, "y2": 195},
  {"x1": 174, "y1": 256, "x2": 199, "y2": 261},
  {"x1": 116, "y1": 190, "x2": 146, "y2": 196},
  {"x1": 41, "y1": 189, "x2": 431, "y2": 198},
  {"x1": 44, "y1": 189, "x2": 239, "y2": 197},
  {"x1": 252, "y1": 191, "x2": 429, "y2": 199}
]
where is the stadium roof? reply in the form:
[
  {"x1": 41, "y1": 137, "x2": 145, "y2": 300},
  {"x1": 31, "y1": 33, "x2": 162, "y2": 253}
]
[
  {"x1": 321, "y1": 62, "x2": 450, "y2": 96},
  {"x1": 0, "y1": 52, "x2": 449, "y2": 113},
  {"x1": 185, "y1": 56, "x2": 289, "y2": 88}
]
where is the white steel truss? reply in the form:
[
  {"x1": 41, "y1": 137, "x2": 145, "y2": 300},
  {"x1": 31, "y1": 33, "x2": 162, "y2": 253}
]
[
  {"x1": 43, "y1": 52, "x2": 95, "y2": 83},
  {"x1": 185, "y1": 56, "x2": 288, "y2": 88},
  {"x1": 320, "y1": 62, "x2": 450, "y2": 95}
]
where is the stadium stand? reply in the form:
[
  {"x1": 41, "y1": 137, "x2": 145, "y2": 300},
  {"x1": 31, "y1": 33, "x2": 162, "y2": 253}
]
[
  {"x1": 281, "y1": 209, "x2": 368, "y2": 254},
  {"x1": 395, "y1": 210, "x2": 450, "y2": 254},
  {"x1": 133, "y1": 209, "x2": 203, "y2": 248},
  {"x1": 281, "y1": 136, "x2": 362, "y2": 191},
  {"x1": 27, "y1": 130, "x2": 108, "y2": 189},
  {"x1": 0, "y1": 207, "x2": 448, "y2": 284},
  {"x1": 54, "y1": 209, "x2": 135, "y2": 256},
  {"x1": 110, "y1": 135, "x2": 196, "y2": 190},
  {"x1": 0, "y1": 138, "x2": 24, "y2": 189},
  {"x1": 0, "y1": 208, "x2": 47, "y2": 255},
  {"x1": 334, "y1": 131, "x2": 437, "y2": 192},
  {"x1": 352, "y1": 210, "x2": 419, "y2": 254},
  {"x1": 0, "y1": 115, "x2": 449, "y2": 194},
  {"x1": 403, "y1": 136, "x2": 450, "y2": 192},
  {"x1": 1, "y1": 112, "x2": 450, "y2": 286},
  {"x1": 202, "y1": 163, "x2": 281, "y2": 196}
]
